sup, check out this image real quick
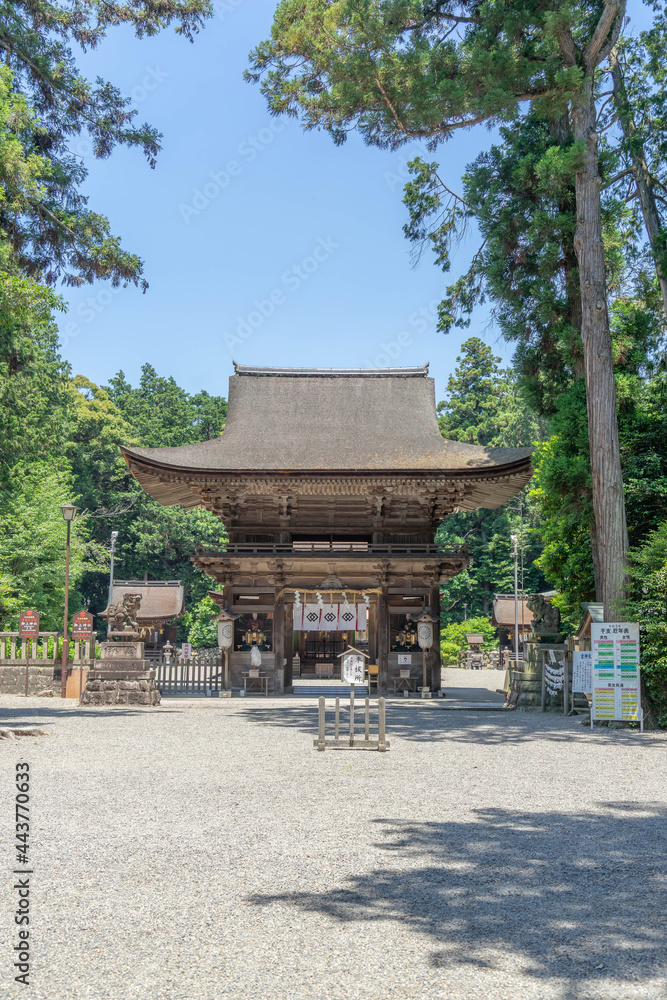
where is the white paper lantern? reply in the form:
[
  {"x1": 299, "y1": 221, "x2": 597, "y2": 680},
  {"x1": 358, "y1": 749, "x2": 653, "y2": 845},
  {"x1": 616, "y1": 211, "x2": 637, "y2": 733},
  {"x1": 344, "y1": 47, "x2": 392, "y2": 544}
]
[
  {"x1": 250, "y1": 645, "x2": 262, "y2": 667},
  {"x1": 417, "y1": 622, "x2": 434, "y2": 650},
  {"x1": 217, "y1": 620, "x2": 234, "y2": 649}
]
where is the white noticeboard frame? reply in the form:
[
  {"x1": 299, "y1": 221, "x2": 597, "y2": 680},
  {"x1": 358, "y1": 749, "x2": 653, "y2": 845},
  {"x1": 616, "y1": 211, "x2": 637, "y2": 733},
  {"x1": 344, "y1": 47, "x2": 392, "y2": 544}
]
[
  {"x1": 590, "y1": 622, "x2": 643, "y2": 731},
  {"x1": 341, "y1": 653, "x2": 366, "y2": 685},
  {"x1": 572, "y1": 650, "x2": 592, "y2": 694}
]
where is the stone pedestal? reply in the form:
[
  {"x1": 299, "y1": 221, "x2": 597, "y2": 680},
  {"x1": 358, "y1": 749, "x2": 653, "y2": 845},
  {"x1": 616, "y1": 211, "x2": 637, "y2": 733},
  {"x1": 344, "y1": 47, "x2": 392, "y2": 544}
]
[{"x1": 80, "y1": 640, "x2": 161, "y2": 707}]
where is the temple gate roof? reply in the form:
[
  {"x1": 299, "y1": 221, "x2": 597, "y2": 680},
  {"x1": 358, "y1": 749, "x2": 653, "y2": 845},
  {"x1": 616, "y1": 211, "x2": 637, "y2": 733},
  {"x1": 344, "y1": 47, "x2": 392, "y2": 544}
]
[{"x1": 121, "y1": 363, "x2": 533, "y2": 511}]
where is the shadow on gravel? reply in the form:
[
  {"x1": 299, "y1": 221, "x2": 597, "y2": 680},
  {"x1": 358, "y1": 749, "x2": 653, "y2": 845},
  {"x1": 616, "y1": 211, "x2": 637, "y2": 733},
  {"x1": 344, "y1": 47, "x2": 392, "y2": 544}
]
[
  {"x1": 0, "y1": 704, "x2": 185, "y2": 725},
  {"x1": 247, "y1": 804, "x2": 667, "y2": 998},
  {"x1": 235, "y1": 703, "x2": 635, "y2": 747}
]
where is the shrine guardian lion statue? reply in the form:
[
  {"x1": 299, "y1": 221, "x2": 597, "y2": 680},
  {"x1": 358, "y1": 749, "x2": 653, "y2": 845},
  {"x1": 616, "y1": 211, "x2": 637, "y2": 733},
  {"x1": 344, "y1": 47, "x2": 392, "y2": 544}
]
[
  {"x1": 106, "y1": 593, "x2": 142, "y2": 634},
  {"x1": 526, "y1": 593, "x2": 561, "y2": 632}
]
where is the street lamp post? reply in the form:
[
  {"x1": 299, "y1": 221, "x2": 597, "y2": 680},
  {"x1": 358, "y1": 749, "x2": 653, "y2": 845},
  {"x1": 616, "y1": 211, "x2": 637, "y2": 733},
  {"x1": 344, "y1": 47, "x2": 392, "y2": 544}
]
[
  {"x1": 60, "y1": 504, "x2": 78, "y2": 698},
  {"x1": 108, "y1": 530, "x2": 119, "y2": 608},
  {"x1": 510, "y1": 534, "x2": 519, "y2": 666}
]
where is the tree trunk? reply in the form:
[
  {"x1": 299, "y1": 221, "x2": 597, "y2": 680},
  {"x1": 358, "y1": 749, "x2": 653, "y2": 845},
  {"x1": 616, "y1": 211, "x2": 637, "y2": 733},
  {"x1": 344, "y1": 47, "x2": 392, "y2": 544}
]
[
  {"x1": 610, "y1": 49, "x2": 667, "y2": 323},
  {"x1": 552, "y1": 112, "x2": 585, "y2": 379},
  {"x1": 571, "y1": 78, "x2": 628, "y2": 620}
]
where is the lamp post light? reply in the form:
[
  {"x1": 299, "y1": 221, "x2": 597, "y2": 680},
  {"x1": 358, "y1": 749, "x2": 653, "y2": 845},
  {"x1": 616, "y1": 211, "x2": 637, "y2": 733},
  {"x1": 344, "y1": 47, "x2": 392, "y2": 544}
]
[
  {"x1": 108, "y1": 530, "x2": 119, "y2": 608},
  {"x1": 60, "y1": 504, "x2": 78, "y2": 698},
  {"x1": 510, "y1": 533, "x2": 519, "y2": 665}
]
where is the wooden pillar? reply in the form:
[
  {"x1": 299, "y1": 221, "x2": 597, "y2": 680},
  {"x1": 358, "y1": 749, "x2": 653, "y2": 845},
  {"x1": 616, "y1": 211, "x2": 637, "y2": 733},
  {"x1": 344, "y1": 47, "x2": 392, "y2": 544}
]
[
  {"x1": 274, "y1": 590, "x2": 285, "y2": 695},
  {"x1": 284, "y1": 599, "x2": 294, "y2": 692},
  {"x1": 378, "y1": 587, "x2": 389, "y2": 696},
  {"x1": 430, "y1": 583, "x2": 441, "y2": 692},
  {"x1": 368, "y1": 599, "x2": 378, "y2": 664}
]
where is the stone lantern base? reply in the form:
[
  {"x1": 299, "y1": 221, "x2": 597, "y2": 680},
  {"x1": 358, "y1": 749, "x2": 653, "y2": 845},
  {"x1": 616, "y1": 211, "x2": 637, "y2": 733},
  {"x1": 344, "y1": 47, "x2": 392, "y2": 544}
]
[{"x1": 80, "y1": 640, "x2": 161, "y2": 707}]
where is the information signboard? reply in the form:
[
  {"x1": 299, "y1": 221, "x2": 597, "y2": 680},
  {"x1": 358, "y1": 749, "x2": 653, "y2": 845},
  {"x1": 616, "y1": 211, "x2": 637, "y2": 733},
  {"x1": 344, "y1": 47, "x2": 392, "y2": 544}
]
[
  {"x1": 341, "y1": 652, "x2": 366, "y2": 684},
  {"x1": 572, "y1": 651, "x2": 592, "y2": 694},
  {"x1": 591, "y1": 623, "x2": 642, "y2": 724},
  {"x1": 18, "y1": 610, "x2": 40, "y2": 639},
  {"x1": 181, "y1": 642, "x2": 192, "y2": 660},
  {"x1": 72, "y1": 611, "x2": 94, "y2": 638}
]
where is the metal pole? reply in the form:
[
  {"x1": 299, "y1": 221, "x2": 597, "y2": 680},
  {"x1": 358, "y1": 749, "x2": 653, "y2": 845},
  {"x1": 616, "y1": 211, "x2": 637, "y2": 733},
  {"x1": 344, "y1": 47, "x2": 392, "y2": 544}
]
[
  {"x1": 61, "y1": 520, "x2": 70, "y2": 699},
  {"x1": 108, "y1": 531, "x2": 118, "y2": 608},
  {"x1": 24, "y1": 638, "x2": 30, "y2": 697},
  {"x1": 511, "y1": 534, "x2": 519, "y2": 667}
]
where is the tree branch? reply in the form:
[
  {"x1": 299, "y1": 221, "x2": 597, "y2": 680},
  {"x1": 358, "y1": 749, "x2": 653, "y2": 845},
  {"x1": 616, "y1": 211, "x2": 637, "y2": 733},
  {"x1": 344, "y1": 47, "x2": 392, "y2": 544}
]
[
  {"x1": 585, "y1": 0, "x2": 625, "y2": 70},
  {"x1": 603, "y1": 167, "x2": 634, "y2": 190},
  {"x1": 372, "y1": 69, "x2": 410, "y2": 135},
  {"x1": 433, "y1": 170, "x2": 469, "y2": 207}
]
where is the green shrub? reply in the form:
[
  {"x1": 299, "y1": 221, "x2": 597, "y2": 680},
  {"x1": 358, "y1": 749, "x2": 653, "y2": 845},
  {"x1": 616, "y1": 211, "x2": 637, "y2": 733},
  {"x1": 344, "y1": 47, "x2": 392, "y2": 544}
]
[
  {"x1": 439, "y1": 616, "x2": 498, "y2": 666},
  {"x1": 182, "y1": 595, "x2": 219, "y2": 649},
  {"x1": 625, "y1": 523, "x2": 667, "y2": 726}
]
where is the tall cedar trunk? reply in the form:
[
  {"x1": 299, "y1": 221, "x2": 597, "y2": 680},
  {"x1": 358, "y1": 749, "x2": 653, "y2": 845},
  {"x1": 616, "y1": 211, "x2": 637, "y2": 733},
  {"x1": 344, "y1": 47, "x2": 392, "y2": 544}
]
[
  {"x1": 571, "y1": 78, "x2": 629, "y2": 620},
  {"x1": 551, "y1": 112, "x2": 585, "y2": 378},
  {"x1": 610, "y1": 49, "x2": 667, "y2": 322}
]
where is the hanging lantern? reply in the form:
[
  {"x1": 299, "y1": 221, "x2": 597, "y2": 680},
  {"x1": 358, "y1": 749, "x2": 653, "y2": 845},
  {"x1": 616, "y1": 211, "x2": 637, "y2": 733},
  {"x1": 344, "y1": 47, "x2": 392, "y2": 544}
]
[
  {"x1": 412, "y1": 611, "x2": 438, "y2": 650},
  {"x1": 214, "y1": 608, "x2": 238, "y2": 650},
  {"x1": 218, "y1": 621, "x2": 234, "y2": 649}
]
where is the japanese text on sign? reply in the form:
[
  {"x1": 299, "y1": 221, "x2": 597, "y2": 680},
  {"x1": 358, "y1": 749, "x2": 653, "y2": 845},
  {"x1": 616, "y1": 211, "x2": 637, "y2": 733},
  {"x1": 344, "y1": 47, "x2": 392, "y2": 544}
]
[{"x1": 591, "y1": 622, "x2": 641, "y2": 723}]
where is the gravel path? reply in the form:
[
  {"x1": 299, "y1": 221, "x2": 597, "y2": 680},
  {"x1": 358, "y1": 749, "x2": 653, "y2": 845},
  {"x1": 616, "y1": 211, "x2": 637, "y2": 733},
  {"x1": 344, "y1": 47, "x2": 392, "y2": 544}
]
[{"x1": 0, "y1": 681, "x2": 665, "y2": 1000}]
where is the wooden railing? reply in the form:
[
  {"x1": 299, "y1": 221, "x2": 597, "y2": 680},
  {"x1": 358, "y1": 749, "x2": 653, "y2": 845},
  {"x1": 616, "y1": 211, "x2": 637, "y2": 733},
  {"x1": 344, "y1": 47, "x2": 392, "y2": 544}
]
[
  {"x1": 197, "y1": 542, "x2": 468, "y2": 558},
  {"x1": 0, "y1": 632, "x2": 98, "y2": 666}
]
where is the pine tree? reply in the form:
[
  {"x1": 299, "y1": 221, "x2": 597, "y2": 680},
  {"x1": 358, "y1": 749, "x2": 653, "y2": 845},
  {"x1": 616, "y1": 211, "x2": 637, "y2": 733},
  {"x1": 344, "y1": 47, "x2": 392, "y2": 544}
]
[{"x1": 248, "y1": 0, "x2": 634, "y2": 618}]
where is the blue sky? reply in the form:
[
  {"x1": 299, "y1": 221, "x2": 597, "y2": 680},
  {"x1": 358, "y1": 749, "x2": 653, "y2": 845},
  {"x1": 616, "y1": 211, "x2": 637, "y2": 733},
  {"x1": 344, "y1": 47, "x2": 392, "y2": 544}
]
[{"x1": 58, "y1": 0, "x2": 652, "y2": 404}]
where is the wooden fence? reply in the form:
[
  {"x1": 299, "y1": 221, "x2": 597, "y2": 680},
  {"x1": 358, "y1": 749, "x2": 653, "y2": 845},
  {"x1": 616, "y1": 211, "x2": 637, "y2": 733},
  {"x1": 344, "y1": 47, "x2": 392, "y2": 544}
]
[
  {"x1": 314, "y1": 691, "x2": 389, "y2": 751},
  {"x1": 0, "y1": 632, "x2": 98, "y2": 666},
  {"x1": 154, "y1": 650, "x2": 223, "y2": 695}
]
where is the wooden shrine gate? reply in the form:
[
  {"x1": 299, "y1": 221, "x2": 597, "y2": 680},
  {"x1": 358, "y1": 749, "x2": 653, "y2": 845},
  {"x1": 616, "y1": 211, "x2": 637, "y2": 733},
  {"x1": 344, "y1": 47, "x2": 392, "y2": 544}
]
[{"x1": 155, "y1": 650, "x2": 223, "y2": 695}]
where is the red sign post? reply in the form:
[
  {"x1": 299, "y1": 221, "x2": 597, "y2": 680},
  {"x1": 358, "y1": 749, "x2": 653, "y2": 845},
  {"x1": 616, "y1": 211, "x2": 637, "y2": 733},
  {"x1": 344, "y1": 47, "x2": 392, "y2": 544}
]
[
  {"x1": 19, "y1": 610, "x2": 40, "y2": 697},
  {"x1": 72, "y1": 611, "x2": 94, "y2": 639},
  {"x1": 71, "y1": 611, "x2": 94, "y2": 699}
]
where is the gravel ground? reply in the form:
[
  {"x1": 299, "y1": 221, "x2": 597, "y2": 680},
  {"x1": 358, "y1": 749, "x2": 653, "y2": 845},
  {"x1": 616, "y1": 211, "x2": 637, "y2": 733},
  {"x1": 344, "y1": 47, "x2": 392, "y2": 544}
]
[{"x1": 0, "y1": 674, "x2": 665, "y2": 1000}]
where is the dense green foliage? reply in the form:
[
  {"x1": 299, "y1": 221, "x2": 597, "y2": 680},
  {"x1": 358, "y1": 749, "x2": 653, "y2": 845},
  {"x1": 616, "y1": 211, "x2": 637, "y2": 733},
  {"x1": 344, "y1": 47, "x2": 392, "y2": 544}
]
[
  {"x1": 437, "y1": 338, "x2": 547, "y2": 623},
  {"x1": 0, "y1": 328, "x2": 228, "y2": 631},
  {"x1": 623, "y1": 522, "x2": 667, "y2": 727},
  {"x1": 440, "y1": 616, "x2": 498, "y2": 667},
  {"x1": 181, "y1": 595, "x2": 220, "y2": 648},
  {"x1": 0, "y1": 460, "x2": 88, "y2": 628},
  {"x1": 0, "y1": 4, "x2": 219, "y2": 633}
]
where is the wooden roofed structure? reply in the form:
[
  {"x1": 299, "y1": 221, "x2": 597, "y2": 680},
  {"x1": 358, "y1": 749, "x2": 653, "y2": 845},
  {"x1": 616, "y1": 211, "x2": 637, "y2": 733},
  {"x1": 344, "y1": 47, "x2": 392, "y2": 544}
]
[
  {"x1": 101, "y1": 580, "x2": 185, "y2": 654},
  {"x1": 121, "y1": 363, "x2": 533, "y2": 694}
]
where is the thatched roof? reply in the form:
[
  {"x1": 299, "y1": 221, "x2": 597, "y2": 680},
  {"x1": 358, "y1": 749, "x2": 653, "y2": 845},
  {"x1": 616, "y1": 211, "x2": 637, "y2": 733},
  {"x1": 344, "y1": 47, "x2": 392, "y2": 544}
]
[{"x1": 121, "y1": 365, "x2": 533, "y2": 509}]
